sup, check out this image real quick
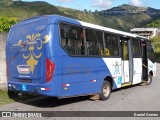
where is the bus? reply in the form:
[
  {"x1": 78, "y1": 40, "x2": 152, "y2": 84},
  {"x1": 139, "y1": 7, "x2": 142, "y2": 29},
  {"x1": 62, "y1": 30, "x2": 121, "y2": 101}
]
[{"x1": 6, "y1": 15, "x2": 156, "y2": 100}]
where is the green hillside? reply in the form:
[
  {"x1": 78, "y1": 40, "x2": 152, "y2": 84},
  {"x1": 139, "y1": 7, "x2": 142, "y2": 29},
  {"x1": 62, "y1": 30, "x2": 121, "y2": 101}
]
[
  {"x1": 146, "y1": 19, "x2": 160, "y2": 62},
  {"x1": 1, "y1": 1, "x2": 160, "y2": 32},
  {"x1": 0, "y1": 1, "x2": 160, "y2": 62},
  {"x1": 0, "y1": 1, "x2": 66, "y2": 20},
  {"x1": 146, "y1": 19, "x2": 160, "y2": 28},
  {"x1": 151, "y1": 37, "x2": 160, "y2": 62},
  {"x1": 0, "y1": 2, "x2": 111, "y2": 30}
]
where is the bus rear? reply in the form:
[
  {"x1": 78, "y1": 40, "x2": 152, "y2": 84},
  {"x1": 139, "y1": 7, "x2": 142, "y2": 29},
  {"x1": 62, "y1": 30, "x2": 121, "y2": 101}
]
[{"x1": 6, "y1": 16, "x2": 57, "y2": 96}]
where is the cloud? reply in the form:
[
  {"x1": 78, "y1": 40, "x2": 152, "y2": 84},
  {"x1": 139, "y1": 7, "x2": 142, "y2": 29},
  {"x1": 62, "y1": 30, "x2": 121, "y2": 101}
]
[
  {"x1": 91, "y1": 0, "x2": 113, "y2": 10},
  {"x1": 129, "y1": 0, "x2": 143, "y2": 6},
  {"x1": 56, "y1": 0, "x2": 73, "y2": 3}
]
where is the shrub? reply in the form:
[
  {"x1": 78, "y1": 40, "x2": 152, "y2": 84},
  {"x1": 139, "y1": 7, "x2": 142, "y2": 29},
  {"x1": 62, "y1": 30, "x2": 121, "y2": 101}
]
[{"x1": 0, "y1": 17, "x2": 17, "y2": 33}]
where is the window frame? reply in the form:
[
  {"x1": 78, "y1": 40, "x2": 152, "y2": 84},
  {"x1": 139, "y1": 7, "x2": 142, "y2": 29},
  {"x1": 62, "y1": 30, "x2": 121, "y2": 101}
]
[
  {"x1": 85, "y1": 28, "x2": 105, "y2": 57},
  {"x1": 103, "y1": 32, "x2": 121, "y2": 58},
  {"x1": 59, "y1": 21, "x2": 121, "y2": 58}
]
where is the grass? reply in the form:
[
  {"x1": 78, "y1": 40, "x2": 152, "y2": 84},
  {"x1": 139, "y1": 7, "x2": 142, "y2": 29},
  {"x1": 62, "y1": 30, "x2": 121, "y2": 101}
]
[
  {"x1": 0, "y1": 91, "x2": 15, "y2": 106},
  {"x1": 0, "y1": 90, "x2": 36, "y2": 106}
]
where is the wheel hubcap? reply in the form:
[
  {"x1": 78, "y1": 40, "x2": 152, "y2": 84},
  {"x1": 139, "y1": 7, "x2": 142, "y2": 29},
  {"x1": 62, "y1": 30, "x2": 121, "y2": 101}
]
[
  {"x1": 147, "y1": 77, "x2": 151, "y2": 83},
  {"x1": 103, "y1": 84, "x2": 109, "y2": 97}
]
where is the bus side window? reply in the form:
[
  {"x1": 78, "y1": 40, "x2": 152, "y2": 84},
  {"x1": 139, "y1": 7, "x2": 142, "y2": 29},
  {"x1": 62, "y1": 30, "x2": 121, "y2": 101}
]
[
  {"x1": 112, "y1": 36, "x2": 119, "y2": 56},
  {"x1": 147, "y1": 42, "x2": 155, "y2": 58},
  {"x1": 60, "y1": 23, "x2": 84, "y2": 56},
  {"x1": 85, "y1": 29, "x2": 96, "y2": 55},
  {"x1": 85, "y1": 29, "x2": 104, "y2": 56},
  {"x1": 123, "y1": 40, "x2": 128, "y2": 60},
  {"x1": 104, "y1": 35, "x2": 111, "y2": 56},
  {"x1": 94, "y1": 30, "x2": 104, "y2": 56},
  {"x1": 147, "y1": 41, "x2": 156, "y2": 63},
  {"x1": 104, "y1": 33, "x2": 119, "y2": 57},
  {"x1": 132, "y1": 39, "x2": 140, "y2": 57},
  {"x1": 60, "y1": 24, "x2": 70, "y2": 52}
]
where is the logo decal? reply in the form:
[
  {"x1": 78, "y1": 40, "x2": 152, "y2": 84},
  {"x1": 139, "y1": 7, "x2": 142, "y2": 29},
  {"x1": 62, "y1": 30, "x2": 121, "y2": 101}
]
[
  {"x1": 113, "y1": 61, "x2": 121, "y2": 75},
  {"x1": 13, "y1": 33, "x2": 49, "y2": 73}
]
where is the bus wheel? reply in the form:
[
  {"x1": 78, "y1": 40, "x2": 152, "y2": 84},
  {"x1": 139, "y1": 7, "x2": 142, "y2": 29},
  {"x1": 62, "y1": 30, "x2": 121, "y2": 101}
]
[
  {"x1": 8, "y1": 90, "x2": 18, "y2": 99},
  {"x1": 99, "y1": 81, "x2": 111, "y2": 101},
  {"x1": 146, "y1": 74, "x2": 152, "y2": 85}
]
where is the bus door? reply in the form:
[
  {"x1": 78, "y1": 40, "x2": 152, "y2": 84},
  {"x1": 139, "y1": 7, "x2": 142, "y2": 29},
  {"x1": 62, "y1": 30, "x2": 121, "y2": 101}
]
[
  {"x1": 132, "y1": 39, "x2": 142, "y2": 84},
  {"x1": 120, "y1": 37, "x2": 133, "y2": 84},
  {"x1": 142, "y1": 41, "x2": 148, "y2": 81}
]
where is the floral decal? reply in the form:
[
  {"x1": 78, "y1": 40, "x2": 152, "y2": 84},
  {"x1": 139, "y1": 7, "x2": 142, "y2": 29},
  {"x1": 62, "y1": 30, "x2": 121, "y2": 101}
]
[{"x1": 14, "y1": 33, "x2": 49, "y2": 73}]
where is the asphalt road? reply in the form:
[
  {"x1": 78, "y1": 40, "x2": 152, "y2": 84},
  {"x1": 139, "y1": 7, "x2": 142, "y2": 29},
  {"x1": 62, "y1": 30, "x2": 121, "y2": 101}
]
[{"x1": 0, "y1": 64, "x2": 160, "y2": 120}]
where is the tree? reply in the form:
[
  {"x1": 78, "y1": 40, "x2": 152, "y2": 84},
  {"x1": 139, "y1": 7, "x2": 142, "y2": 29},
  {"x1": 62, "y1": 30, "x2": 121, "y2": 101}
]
[
  {"x1": 88, "y1": 10, "x2": 92, "y2": 14},
  {"x1": 84, "y1": 9, "x2": 88, "y2": 14},
  {"x1": 13, "y1": 0, "x2": 22, "y2": 2},
  {"x1": 0, "y1": 0, "x2": 13, "y2": 8},
  {"x1": 94, "y1": 9, "x2": 98, "y2": 15}
]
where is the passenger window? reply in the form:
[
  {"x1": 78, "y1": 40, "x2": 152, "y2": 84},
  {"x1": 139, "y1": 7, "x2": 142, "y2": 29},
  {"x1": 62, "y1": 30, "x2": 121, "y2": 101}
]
[
  {"x1": 104, "y1": 33, "x2": 119, "y2": 57},
  {"x1": 60, "y1": 23, "x2": 84, "y2": 55},
  {"x1": 95, "y1": 30, "x2": 104, "y2": 56},
  {"x1": 132, "y1": 39, "x2": 140, "y2": 57},
  {"x1": 147, "y1": 42, "x2": 154, "y2": 58},
  {"x1": 123, "y1": 40, "x2": 129, "y2": 60},
  {"x1": 85, "y1": 29, "x2": 104, "y2": 56}
]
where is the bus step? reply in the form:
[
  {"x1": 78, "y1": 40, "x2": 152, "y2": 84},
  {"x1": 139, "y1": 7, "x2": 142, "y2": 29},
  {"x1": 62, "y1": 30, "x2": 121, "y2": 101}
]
[{"x1": 121, "y1": 82, "x2": 132, "y2": 87}]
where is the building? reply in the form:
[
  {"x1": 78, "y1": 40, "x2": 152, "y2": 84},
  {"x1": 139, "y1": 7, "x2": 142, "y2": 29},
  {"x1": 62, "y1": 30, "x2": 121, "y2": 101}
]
[{"x1": 130, "y1": 28, "x2": 159, "y2": 39}]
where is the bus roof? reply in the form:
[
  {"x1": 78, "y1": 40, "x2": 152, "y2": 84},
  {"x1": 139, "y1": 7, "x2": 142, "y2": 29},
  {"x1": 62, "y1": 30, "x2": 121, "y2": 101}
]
[
  {"x1": 79, "y1": 21, "x2": 137, "y2": 38},
  {"x1": 58, "y1": 15, "x2": 147, "y2": 39},
  {"x1": 17, "y1": 14, "x2": 147, "y2": 40}
]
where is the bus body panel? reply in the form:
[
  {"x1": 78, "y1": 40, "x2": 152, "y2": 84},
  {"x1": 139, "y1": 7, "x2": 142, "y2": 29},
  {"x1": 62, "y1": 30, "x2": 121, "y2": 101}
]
[
  {"x1": 6, "y1": 18, "x2": 48, "y2": 83},
  {"x1": 132, "y1": 58, "x2": 143, "y2": 85},
  {"x1": 148, "y1": 59, "x2": 156, "y2": 76},
  {"x1": 6, "y1": 15, "x2": 156, "y2": 99},
  {"x1": 102, "y1": 58, "x2": 122, "y2": 88},
  {"x1": 7, "y1": 15, "x2": 62, "y2": 96},
  {"x1": 62, "y1": 57, "x2": 121, "y2": 96},
  {"x1": 121, "y1": 61, "x2": 130, "y2": 83}
]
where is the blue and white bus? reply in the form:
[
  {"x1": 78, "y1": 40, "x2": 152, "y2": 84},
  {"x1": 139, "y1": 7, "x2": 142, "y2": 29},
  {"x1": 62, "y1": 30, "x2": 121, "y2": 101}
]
[{"x1": 6, "y1": 15, "x2": 156, "y2": 100}]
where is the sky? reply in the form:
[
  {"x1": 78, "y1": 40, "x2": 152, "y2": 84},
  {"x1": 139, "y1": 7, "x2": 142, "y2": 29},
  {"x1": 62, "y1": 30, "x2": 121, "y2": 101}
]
[{"x1": 22, "y1": 0, "x2": 160, "y2": 11}]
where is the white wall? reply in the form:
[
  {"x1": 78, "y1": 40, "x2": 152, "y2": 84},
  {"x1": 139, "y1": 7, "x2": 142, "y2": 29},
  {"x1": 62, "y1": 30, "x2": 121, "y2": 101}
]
[{"x1": 0, "y1": 33, "x2": 7, "y2": 91}]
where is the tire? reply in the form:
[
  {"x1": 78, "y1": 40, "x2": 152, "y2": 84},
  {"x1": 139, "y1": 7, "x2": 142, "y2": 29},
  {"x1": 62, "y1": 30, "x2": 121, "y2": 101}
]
[
  {"x1": 146, "y1": 74, "x2": 152, "y2": 85},
  {"x1": 99, "y1": 81, "x2": 111, "y2": 101},
  {"x1": 7, "y1": 90, "x2": 18, "y2": 99}
]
